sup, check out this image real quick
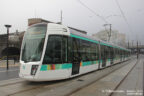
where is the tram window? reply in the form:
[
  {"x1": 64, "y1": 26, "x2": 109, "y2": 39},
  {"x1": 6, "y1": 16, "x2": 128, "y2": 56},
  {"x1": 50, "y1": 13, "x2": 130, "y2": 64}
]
[
  {"x1": 43, "y1": 35, "x2": 62, "y2": 64},
  {"x1": 100, "y1": 45, "x2": 104, "y2": 59},
  {"x1": 43, "y1": 35, "x2": 68, "y2": 64},
  {"x1": 117, "y1": 49, "x2": 119, "y2": 58},
  {"x1": 105, "y1": 46, "x2": 108, "y2": 59},
  {"x1": 105, "y1": 46, "x2": 109, "y2": 59},
  {"x1": 90, "y1": 43, "x2": 98, "y2": 61},
  {"x1": 90, "y1": 43, "x2": 96, "y2": 61},
  {"x1": 81, "y1": 40, "x2": 90, "y2": 61},
  {"x1": 86, "y1": 41, "x2": 91, "y2": 61},
  {"x1": 115, "y1": 49, "x2": 117, "y2": 58},
  {"x1": 119, "y1": 49, "x2": 121, "y2": 57},
  {"x1": 96, "y1": 45, "x2": 99, "y2": 60},
  {"x1": 118, "y1": 49, "x2": 120, "y2": 57},
  {"x1": 72, "y1": 37, "x2": 81, "y2": 61},
  {"x1": 107, "y1": 47, "x2": 111, "y2": 59},
  {"x1": 80, "y1": 40, "x2": 85, "y2": 61},
  {"x1": 113, "y1": 48, "x2": 116, "y2": 58},
  {"x1": 62, "y1": 36, "x2": 68, "y2": 63},
  {"x1": 116, "y1": 49, "x2": 118, "y2": 58},
  {"x1": 120, "y1": 50, "x2": 122, "y2": 56},
  {"x1": 67, "y1": 37, "x2": 72, "y2": 62},
  {"x1": 110, "y1": 47, "x2": 114, "y2": 59},
  {"x1": 71, "y1": 38, "x2": 99, "y2": 62},
  {"x1": 101, "y1": 45, "x2": 107, "y2": 59}
]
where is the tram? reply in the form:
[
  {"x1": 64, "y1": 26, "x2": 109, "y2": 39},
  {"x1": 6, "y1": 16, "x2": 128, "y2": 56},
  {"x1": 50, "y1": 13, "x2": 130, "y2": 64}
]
[{"x1": 19, "y1": 23, "x2": 131, "y2": 81}]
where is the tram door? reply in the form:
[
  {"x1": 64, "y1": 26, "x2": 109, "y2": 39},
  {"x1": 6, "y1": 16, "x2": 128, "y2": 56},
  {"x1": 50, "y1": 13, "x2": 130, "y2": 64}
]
[
  {"x1": 101, "y1": 45, "x2": 106, "y2": 67},
  {"x1": 71, "y1": 38, "x2": 80, "y2": 75},
  {"x1": 110, "y1": 48, "x2": 114, "y2": 64}
]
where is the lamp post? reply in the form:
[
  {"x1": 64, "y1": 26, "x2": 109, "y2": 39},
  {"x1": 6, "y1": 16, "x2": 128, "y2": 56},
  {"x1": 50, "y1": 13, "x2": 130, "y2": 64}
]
[
  {"x1": 103, "y1": 14, "x2": 120, "y2": 42},
  {"x1": 137, "y1": 40, "x2": 139, "y2": 59},
  {"x1": 4, "y1": 24, "x2": 11, "y2": 70},
  {"x1": 103, "y1": 24, "x2": 112, "y2": 42}
]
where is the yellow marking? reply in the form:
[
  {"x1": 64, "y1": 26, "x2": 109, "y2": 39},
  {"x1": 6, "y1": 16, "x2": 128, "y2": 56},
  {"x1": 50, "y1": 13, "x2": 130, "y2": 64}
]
[{"x1": 47, "y1": 65, "x2": 51, "y2": 70}]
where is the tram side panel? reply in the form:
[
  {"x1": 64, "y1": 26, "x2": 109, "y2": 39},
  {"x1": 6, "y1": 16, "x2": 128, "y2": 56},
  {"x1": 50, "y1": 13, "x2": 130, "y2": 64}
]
[
  {"x1": 70, "y1": 37, "x2": 99, "y2": 76},
  {"x1": 99, "y1": 45, "x2": 115, "y2": 68},
  {"x1": 98, "y1": 45, "x2": 130, "y2": 69}
]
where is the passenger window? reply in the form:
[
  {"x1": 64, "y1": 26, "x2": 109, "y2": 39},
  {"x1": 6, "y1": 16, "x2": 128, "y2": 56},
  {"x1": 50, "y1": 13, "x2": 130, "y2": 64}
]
[
  {"x1": 67, "y1": 37, "x2": 72, "y2": 62},
  {"x1": 62, "y1": 36, "x2": 68, "y2": 63},
  {"x1": 72, "y1": 37, "x2": 81, "y2": 61},
  {"x1": 43, "y1": 35, "x2": 68, "y2": 64}
]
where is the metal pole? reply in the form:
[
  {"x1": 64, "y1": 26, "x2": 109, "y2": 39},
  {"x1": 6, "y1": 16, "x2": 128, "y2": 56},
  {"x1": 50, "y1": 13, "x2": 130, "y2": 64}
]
[
  {"x1": 109, "y1": 24, "x2": 112, "y2": 42},
  {"x1": 103, "y1": 24, "x2": 112, "y2": 42},
  {"x1": 5, "y1": 25, "x2": 11, "y2": 70},
  {"x1": 60, "y1": 10, "x2": 63, "y2": 24},
  {"x1": 137, "y1": 41, "x2": 139, "y2": 59},
  {"x1": 7, "y1": 28, "x2": 9, "y2": 70}
]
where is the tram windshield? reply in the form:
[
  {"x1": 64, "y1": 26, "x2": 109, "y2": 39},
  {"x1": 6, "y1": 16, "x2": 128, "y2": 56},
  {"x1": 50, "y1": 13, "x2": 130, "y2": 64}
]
[{"x1": 21, "y1": 24, "x2": 47, "y2": 63}]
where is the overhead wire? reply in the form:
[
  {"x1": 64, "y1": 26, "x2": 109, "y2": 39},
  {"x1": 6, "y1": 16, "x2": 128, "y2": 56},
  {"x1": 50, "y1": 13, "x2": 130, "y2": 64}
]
[
  {"x1": 115, "y1": 0, "x2": 133, "y2": 37},
  {"x1": 77, "y1": 0, "x2": 108, "y2": 23},
  {"x1": 77, "y1": 0, "x2": 134, "y2": 45}
]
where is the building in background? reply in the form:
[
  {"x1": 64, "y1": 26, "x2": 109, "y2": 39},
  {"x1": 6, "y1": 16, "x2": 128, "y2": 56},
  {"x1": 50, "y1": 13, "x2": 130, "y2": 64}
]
[
  {"x1": 0, "y1": 30, "x2": 24, "y2": 59},
  {"x1": 92, "y1": 30, "x2": 127, "y2": 47}
]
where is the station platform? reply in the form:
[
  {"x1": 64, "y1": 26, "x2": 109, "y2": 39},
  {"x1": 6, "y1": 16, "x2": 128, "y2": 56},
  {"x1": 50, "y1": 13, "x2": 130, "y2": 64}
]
[{"x1": 0, "y1": 55, "x2": 143, "y2": 96}]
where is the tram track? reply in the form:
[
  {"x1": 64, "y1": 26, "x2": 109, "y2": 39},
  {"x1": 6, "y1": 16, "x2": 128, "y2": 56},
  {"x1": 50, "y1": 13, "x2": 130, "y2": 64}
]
[
  {"x1": 0, "y1": 79, "x2": 24, "y2": 87},
  {"x1": 0, "y1": 74, "x2": 78, "y2": 96},
  {"x1": 0, "y1": 57, "x2": 136, "y2": 96}
]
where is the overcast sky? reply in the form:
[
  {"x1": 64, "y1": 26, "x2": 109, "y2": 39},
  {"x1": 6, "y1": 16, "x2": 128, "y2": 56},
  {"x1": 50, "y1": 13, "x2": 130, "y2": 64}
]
[{"x1": 0, "y1": 0, "x2": 144, "y2": 45}]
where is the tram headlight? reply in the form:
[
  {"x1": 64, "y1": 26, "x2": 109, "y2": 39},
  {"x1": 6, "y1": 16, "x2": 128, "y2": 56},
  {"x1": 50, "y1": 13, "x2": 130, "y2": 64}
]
[{"x1": 31, "y1": 65, "x2": 39, "y2": 75}]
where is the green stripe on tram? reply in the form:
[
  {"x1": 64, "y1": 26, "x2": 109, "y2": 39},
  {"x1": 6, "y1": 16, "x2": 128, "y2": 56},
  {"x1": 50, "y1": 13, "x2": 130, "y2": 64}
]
[
  {"x1": 70, "y1": 34, "x2": 99, "y2": 44},
  {"x1": 70, "y1": 33, "x2": 113, "y2": 47},
  {"x1": 40, "y1": 58, "x2": 121, "y2": 71},
  {"x1": 40, "y1": 61, "x2": 99, "y2": 71},
  {"x1": 40, "y1": 63, "x2": 72, "y2": 71},
  {"x1": 62, "y1": 63, "x2": 72, "y2": 69},
  {"x1": 40, "y1": 65, "x2": 48, "y2": 71},
  {"x1": 70, "y1": 33, "x2": 129, "y2": 51}
]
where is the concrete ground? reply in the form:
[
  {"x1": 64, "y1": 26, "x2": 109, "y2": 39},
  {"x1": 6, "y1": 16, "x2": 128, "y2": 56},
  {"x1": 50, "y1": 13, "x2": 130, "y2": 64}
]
[
  {"x1": 70, "y1": 56, "x2": 143, "y2": 96},
  {"x1": 0, "y1": 60, "x2": 19, "y2": 81},
  {"x1": 111, "y1": 56, "x2": 143, "y2": 96},
  {"x1": 0, "y1": 55, "x2": 142, "y2": 96},
  {"x1": 35, "y1": 57, "x2": 138, "y2": 96},
  {"x1": 0, "y1": 57, "x2": 133, "y2": 96}
]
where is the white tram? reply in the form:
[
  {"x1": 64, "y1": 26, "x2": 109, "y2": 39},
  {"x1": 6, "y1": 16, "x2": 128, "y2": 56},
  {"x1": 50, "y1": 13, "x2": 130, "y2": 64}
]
[{"x1": 19, "y1": 23, "x2": 131, "y2": 81}]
